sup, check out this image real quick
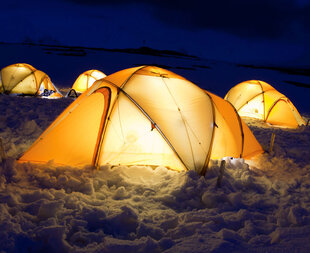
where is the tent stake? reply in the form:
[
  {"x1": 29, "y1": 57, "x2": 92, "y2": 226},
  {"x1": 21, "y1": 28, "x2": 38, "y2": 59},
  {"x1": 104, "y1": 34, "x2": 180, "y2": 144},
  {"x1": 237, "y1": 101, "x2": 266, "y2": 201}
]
[
  {"x1": 217, "y1": 160, "x2": 226, "y2": 188},
  {"x1": 0, "y1": 138, "x2": 6, "y2": 162},
  {"x1": 269, "y1": 132, "x2": 276, "y2": 153}
]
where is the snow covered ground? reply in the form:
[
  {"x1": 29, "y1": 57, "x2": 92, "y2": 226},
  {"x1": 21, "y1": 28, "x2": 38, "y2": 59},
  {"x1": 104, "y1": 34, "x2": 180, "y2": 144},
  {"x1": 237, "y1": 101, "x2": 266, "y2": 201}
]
[
  {"x1": 1, "y1": 43, "x2": 310, "y2": 252},
  {"x1": 1, "y1": 92, "x2": 310, "y2": 253}
]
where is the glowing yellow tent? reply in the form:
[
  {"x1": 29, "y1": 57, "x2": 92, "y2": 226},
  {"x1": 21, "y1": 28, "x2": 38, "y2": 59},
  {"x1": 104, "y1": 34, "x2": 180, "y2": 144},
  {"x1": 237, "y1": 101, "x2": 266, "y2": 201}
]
[
  {"x1": 71, "y1": 69, "x2": 106, "y2": 94},
  {"x1": 0, "y1": 63, "x2": 63, "y2": 98},
  {"x1": 225, "y1": 80, "x2": 305, "y2": 128},
  {"x1": 19, "y1": 66, "x2": 262, "y2": 175}
]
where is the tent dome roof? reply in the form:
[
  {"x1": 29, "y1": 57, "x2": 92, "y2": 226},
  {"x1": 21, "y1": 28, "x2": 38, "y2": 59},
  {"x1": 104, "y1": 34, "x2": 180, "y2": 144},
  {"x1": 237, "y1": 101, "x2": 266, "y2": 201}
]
[{"x1": 19, "y1": 66, "x2": 262, "y2": 175}]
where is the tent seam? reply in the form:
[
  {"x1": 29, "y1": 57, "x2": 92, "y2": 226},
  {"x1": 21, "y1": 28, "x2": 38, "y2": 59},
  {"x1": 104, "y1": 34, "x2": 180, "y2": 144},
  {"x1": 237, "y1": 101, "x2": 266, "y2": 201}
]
[
  {"x1": 237, "y1": 89, "x2": 273, "y2": 114},
  {"x1": 265, "y1": 96, "x2": 287, "y2": 122},
  {"x1": 257, "y1": 81, "x2": 266, "y2": 120},
  {"x1": 100, "y1": 72, "x2": 190, "y2": 171},
  {"x1": 161, "y1": 77, "x2": 197, "y2": 170},
  {"x1": 6, "y1": 64, "x2": 36, "y2": 93},
  {"x1": 119, "y1": 88, "x2": 189, "y2": 171},
  {"x1": 200, "y1": 92, "x2": 216, "y2": 176},
  {"x1": 120, "y1": 66, "x2": 147, "y2": 89}
]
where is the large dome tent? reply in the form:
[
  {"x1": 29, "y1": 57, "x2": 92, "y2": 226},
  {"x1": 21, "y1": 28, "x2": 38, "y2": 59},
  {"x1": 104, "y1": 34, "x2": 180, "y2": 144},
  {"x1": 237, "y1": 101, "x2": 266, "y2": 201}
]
[
  {"x1": 19, "y1": 66, "x2": 262, "y2": 175},
  {"x1": 0, "y1": 63, "x2": 63, "y2": 98},
  {"x1": 225, "y1": 80, "x2": 305, "y2": 128}
]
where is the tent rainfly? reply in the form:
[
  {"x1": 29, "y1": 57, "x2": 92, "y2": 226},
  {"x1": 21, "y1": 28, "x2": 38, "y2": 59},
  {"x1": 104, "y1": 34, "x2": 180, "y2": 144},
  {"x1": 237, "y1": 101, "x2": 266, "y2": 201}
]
[
  {"x1": 0, "y1": 63, "x2": 62, "y2": 98},
  {"x1": 225, "y1": 80, "x2": 305, "y2": 128},
  {"x1": 19, "y1": 66, "x2": 263, "y2": 175},
  {"x1": 68, "y1": 69, "x2": 106, "y2": 97}
]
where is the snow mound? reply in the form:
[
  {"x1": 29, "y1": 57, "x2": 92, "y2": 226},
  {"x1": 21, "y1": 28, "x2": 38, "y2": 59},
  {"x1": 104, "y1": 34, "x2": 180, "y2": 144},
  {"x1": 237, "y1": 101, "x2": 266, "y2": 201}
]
[
  {"x1": 0, "y1": 153, "x2": 310, "y2": 252},
  {"x1": 1, "y1": 92, "x2": 310, "y2": 252}
]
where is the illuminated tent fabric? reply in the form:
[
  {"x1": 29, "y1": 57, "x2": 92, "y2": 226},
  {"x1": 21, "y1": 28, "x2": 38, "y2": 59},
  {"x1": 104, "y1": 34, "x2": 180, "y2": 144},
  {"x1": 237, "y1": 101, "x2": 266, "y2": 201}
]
[
  {"x1": 205, "y1": 91, "x2": 263, "y2": 161},
  {"x1": 19, "y1": 66, "x2": 262, "y2": 175},
  {"x1": 0, "y1": 63, "x2": 63, "y2": 98},
  {"x1": 225, "y1": 80, "x2": 305, "y2": 128},
  {"x1": 71, "y1": 69, "x2": 106, "y2": 93}
]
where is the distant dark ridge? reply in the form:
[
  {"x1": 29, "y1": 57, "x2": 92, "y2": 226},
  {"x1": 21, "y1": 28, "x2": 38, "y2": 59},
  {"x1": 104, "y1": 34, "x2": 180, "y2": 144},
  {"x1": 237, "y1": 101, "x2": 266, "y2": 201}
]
[
  {"x1": 238, "y1": 64, "x2": 310, "y2": 77},
  {"x1": 284, "y1": 80, "x2": 310, "y2": 89},
  {"x1": 1, "y1": 42, "x2": 198, "y2": 59},
  {"x1": 192, "y1": 64, "x2": 211, "y2": 69},
  {"x1": 108, "y1": 46, "x2": 199, "y2": 59}
]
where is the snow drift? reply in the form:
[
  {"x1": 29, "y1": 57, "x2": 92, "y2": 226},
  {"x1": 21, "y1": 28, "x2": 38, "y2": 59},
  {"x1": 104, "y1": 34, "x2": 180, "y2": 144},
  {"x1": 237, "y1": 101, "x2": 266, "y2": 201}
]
[{"x1": 1, "y1": 93, "x2": 310, "y2": 253}]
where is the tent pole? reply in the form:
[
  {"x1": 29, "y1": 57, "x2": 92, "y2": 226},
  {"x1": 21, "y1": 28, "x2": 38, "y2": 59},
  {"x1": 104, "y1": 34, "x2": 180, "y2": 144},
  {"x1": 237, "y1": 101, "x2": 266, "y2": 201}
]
[
  {"x1": 269, "y1": 132, "x2": 276, "y2": 153},
  {"x1": 216, "y1": 160, "x2": 226, "y2": 188},
  {"x1": 0, "y1": 138, "x2": 6, "y2": 163}
]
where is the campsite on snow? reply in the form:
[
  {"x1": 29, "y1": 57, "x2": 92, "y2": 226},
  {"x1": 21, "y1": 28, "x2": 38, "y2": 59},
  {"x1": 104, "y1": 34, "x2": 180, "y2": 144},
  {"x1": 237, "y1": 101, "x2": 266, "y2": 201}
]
[{"x1": 0, "y1": 42, "x2": 310, "y2": 253}]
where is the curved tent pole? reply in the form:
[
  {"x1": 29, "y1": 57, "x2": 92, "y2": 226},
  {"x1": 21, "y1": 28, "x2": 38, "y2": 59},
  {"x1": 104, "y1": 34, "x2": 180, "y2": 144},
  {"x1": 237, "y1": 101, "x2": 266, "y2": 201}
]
[
  {"x1": 92, "y1": 87, "x2": 112, "y2": 167},
  {"x1": 257, "y1": 81, "x2": 266, "y2": 120},
  {"x1": 33, "y1": 72, "x2": 48, "y2": 96},
  {"x1": 200, "y1": 92, "x2": 216, "y2": 176},
  {"x1": 236, "y1": 88, "x2": 273, "y2": 115},
  {"x1": 95, "y1": 78, "x2": 189, "y2": 171},
  {"x1": 160, "y1": 77, "x2": 197, "y2": 171},
  {"x1": 97, "y1": 66, "x2": 148, "y2": 128},
  {"x1": 224, "y1": 81, "x2": 245, "y2": 100},
  {"x1": 120, "y1": 65, "x2": 148, "y2": 89},
  {"x1": 7, "y1": 64, "x2": 23, "y2": 91},
  {"x1": 265, "y1": 96, "x2": 287, "y2": 123},
  {"x1": 92, "y1": 66, "x2": 148, "y2": 164},
  {"x1": 234, "y1": 81, "x2": 273, "y2": 114},
  {"x1": 122, "y1": 89, "x2": 189, "y2": 171},
  {"x1": 236, "y1": 91, "x2": 264, "y2": 111},
  {"x1": 6, "y1": 69, "x2": 36, "y2": 94}
]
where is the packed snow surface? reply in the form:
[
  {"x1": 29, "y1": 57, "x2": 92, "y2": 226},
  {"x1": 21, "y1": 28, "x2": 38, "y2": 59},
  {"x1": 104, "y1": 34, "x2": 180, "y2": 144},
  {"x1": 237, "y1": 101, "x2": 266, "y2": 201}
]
[{"x1": 1, "y1": 91, "x2": 310, "y2": 253}]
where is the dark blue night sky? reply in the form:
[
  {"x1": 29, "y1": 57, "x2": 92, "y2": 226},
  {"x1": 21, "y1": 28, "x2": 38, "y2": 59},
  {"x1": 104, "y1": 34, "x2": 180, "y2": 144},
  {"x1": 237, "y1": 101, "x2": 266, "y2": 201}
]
[{"x1": 1, "y1": 0, "x2": 309, "y2": 66}]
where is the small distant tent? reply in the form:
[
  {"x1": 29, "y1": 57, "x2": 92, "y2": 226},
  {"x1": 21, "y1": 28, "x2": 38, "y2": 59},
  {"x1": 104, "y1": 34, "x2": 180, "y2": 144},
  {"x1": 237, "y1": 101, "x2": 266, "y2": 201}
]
[
  {"x1": 0, "y1": 63, "x2": 63, "y2": 98},
  {"x1": 68, "y1": 70, "x2": 106, "y2": 97},
  {"x1": 225, "y1": 80, "x2": 305, "y2": 128},
  {"x1": 19, "y1": 66, "x2": 262, "y2": 175}
]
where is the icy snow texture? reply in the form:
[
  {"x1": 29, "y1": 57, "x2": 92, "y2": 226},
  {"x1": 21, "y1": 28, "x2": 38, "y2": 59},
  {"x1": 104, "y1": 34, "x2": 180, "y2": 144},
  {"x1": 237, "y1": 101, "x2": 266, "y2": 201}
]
[
  {"x1": 1, "y1": 95, "x2": 310, "y2": 253},
  {"x1": 0, "y1": 95, "x2": 72, "y2": 159}
]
